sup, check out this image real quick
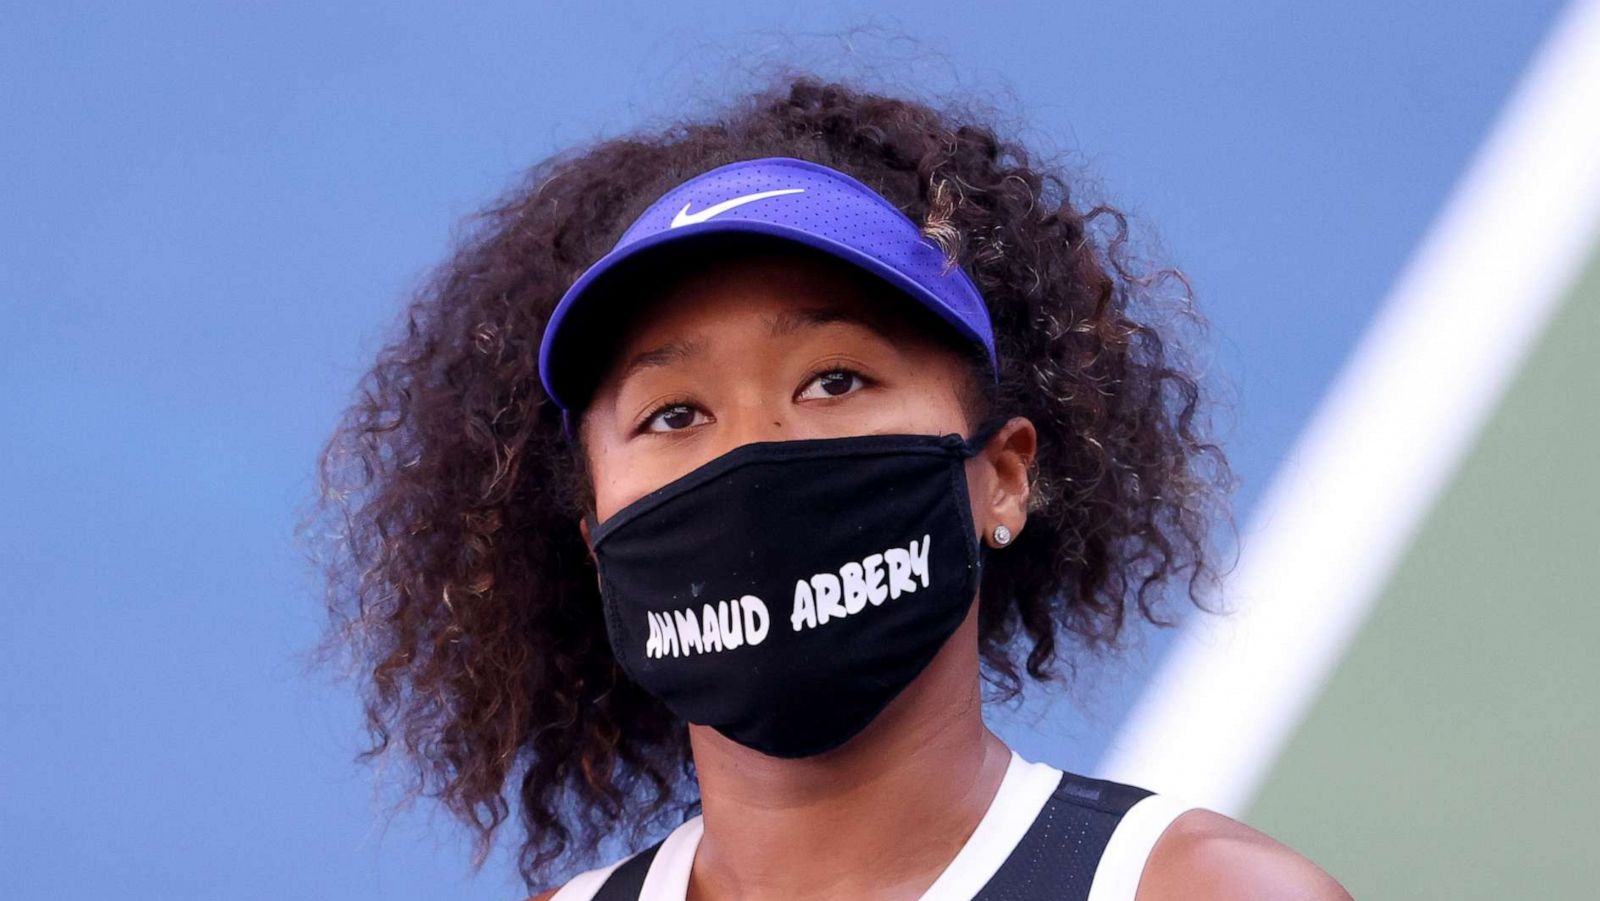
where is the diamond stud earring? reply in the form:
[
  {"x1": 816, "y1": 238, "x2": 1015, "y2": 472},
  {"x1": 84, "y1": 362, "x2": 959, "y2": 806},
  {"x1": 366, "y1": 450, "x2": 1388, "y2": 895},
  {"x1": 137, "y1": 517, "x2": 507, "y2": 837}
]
[{"x1": 991, "y1": 524, "x2": 1013, "y2": 547}]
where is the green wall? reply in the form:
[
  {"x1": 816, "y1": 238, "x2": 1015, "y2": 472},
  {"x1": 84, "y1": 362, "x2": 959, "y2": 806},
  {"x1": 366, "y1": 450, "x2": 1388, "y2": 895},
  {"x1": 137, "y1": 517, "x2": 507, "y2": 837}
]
[{"x1": 1246, "y1": 244, "x2": 1600, "y2": 899}]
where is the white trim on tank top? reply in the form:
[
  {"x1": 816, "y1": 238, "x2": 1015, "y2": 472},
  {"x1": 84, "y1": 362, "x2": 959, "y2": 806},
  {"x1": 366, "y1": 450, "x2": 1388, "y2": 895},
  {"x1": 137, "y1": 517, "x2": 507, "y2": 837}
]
[
  {"x1": 1085, "y1": 793, "x2": 1194, "y2": 901},
  {"x1": 549, "y1": 747, "x2": 1193, "y2": 901}
]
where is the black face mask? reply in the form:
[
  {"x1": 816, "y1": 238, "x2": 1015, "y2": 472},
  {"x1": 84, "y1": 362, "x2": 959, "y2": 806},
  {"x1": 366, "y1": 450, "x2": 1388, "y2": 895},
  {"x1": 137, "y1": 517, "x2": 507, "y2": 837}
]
[{"x1": 583, "y1": 416, "x2": 1009, "y2": 759}]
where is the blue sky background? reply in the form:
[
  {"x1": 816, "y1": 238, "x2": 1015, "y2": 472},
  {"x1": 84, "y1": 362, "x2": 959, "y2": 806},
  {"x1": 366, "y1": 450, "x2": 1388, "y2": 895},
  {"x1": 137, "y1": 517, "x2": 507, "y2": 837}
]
[{"x1": 0, "y1": 2, "x2": 1568, "y2": 897}]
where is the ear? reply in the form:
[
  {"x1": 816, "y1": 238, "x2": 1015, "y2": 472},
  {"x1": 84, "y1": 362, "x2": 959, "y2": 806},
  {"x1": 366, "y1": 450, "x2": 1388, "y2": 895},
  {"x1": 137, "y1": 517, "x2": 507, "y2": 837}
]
[{"x1": 975, "y1": 416, "x2": 1037, "y2": 548}]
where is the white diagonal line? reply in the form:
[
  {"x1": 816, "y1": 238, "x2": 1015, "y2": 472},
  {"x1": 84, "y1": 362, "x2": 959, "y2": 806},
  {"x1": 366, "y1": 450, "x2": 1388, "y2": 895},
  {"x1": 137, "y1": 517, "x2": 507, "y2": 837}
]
[{"x1": 1098, "y1": 0, "x2": 1600, "y2": 815}]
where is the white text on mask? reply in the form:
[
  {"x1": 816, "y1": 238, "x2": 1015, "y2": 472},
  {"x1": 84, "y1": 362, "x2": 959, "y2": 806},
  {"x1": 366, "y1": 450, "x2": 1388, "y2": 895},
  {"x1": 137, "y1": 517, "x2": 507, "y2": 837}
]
[
  {"x1": 790, "y1": 533, "x2": 931, "y2": 632},
  {"x1": 641, "y1": 533, "x2": 933, "y2": 658}
]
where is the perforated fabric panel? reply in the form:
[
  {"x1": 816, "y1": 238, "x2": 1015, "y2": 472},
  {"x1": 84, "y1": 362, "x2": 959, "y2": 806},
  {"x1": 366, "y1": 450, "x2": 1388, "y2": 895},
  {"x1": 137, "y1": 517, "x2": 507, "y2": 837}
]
[
  {"x1": 610, "y1": 157, "x2": 990, "y2": 338},
  {"x1": 970, "y1": 772, "x2": 1154, "y2": 900}
]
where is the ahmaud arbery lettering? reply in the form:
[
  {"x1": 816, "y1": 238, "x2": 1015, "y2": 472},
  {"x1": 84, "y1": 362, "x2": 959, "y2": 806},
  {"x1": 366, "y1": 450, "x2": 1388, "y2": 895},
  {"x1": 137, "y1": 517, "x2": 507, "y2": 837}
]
[{"x1": 644, "y1": 533, "x2": 934, "y2": 659}]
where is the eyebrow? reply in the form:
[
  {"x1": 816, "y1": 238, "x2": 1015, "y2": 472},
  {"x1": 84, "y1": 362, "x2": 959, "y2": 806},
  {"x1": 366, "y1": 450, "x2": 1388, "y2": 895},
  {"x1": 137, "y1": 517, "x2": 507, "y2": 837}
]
[
  {"x1": 614, "y1": 305, "x2": 886, "y2": 384},
  {"x1": 766, "y1": 305, "x2": 880, "y2": 338}
]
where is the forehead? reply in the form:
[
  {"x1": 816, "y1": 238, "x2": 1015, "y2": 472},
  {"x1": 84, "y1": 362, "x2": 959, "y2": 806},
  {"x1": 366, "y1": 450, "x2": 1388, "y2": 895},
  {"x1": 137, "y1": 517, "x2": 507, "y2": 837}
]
[{"x1": 580, "y1": 235, "x2": 947, "y2": 364}]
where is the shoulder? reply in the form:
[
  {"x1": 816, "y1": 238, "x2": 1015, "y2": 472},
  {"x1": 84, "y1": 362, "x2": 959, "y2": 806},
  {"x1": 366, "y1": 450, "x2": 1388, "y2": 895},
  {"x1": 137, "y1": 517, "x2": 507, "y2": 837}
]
[{"x1": 1135, "y1": 808, "x2": 1352, "y2": 901}]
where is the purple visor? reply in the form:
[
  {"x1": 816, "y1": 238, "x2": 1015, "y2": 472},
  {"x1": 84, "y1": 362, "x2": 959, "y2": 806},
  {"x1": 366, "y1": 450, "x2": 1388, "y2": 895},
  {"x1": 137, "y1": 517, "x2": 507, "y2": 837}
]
[{"x1": 537, "y1": 156, "x2": 998, "y2": 439}]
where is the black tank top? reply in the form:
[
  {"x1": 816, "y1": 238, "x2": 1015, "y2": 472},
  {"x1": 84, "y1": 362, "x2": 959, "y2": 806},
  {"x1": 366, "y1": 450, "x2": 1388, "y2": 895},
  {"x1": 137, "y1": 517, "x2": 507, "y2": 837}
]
[{"x1": 548, "y1": 750, "x2": 1194, "y2": 901}]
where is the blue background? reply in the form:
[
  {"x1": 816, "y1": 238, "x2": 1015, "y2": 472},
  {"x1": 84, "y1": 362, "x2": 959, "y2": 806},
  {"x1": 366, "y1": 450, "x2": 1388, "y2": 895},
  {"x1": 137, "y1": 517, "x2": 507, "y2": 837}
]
[{"x1": 0, "y1": 2, "x2": 1567, "y2": 897}]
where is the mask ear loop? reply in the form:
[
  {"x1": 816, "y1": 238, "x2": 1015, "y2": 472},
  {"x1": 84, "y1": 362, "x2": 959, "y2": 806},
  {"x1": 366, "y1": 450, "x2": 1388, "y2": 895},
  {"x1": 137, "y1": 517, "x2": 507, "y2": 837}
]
[{"x1": 960, "y1": 413, "x2": 1013, "y2": 458}]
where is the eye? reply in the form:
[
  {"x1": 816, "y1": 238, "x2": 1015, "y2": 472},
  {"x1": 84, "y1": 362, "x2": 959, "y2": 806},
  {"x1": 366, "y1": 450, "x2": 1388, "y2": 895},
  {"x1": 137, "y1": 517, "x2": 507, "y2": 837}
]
[
  {"x1": 639, "y1": 401, "x2": 708, "y2": 434},
  {"x1": 797, "y1": 367, "x2": 869, "y2": 402}
]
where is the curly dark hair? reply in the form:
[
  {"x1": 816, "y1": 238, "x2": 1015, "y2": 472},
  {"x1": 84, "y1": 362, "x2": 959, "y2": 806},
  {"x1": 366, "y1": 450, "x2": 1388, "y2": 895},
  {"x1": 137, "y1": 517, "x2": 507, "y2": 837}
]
[{"x1": 297, "y1": 68, "x2": 1238, "y2": 892}]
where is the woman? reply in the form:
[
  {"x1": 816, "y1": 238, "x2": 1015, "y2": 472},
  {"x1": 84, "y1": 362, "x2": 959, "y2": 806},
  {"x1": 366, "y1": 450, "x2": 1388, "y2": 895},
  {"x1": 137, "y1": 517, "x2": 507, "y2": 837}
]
[{"x1": 306, "y1": 75, "x2": 1352, "y2": 899}]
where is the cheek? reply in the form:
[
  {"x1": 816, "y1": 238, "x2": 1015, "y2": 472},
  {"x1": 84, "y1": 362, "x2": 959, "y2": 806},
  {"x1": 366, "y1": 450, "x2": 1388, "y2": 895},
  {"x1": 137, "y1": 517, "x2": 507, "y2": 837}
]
[
  {"x1": 588, "y1": 459, "x2": 636, "y2": 523},
  {"x1": 582, "y1": 440, "x2": 632, "y2": 523},
  {"x1": 587, "y1": 449, "x2": 690, "y2": 524},
  {"x1": 962, "y1": 456, "x2": 991, "y2": 531},
  {"x1": 579, "y1": 411, "x2": 641, "y2": 522}
]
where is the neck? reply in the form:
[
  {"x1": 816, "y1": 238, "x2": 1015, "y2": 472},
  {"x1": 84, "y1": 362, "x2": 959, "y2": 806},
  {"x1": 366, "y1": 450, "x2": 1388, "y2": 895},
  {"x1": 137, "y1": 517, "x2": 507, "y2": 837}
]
[{"x1": 685, "y1": 605, "x2": 1011, "y2": 901}]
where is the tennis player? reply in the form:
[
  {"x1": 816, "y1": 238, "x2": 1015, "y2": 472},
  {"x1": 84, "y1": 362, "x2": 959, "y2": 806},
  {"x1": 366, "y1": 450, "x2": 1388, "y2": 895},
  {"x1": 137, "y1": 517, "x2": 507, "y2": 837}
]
[{"x1": 309, "y1": 75, "x2": 1352, "y2": 900}]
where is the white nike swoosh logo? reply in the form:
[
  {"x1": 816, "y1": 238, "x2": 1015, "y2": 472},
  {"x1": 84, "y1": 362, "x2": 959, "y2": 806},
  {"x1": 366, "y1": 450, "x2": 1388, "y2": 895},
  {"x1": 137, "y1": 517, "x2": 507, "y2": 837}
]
[{"x1": 670, "y1": 187, "x2": 806, "y2": 227}]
